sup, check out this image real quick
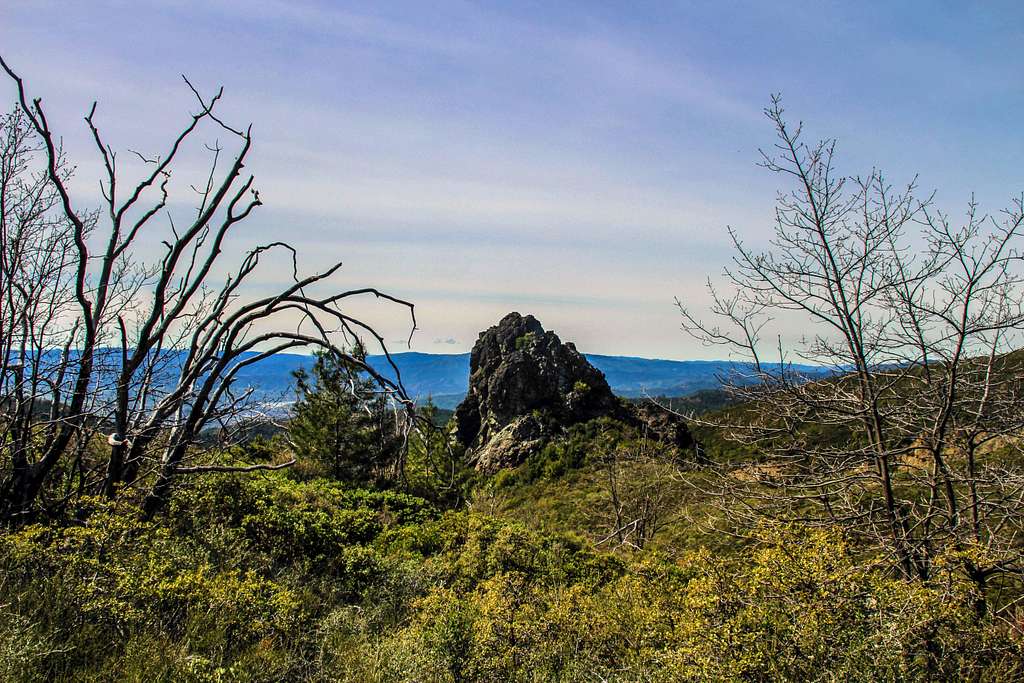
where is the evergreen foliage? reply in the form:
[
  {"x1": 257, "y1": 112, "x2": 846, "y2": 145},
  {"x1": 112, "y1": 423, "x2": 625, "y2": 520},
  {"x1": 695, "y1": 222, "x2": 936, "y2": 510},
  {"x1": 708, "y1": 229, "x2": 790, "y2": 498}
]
[{"x1": 289, "y1": 349, "x2": 404, "y2": 484}]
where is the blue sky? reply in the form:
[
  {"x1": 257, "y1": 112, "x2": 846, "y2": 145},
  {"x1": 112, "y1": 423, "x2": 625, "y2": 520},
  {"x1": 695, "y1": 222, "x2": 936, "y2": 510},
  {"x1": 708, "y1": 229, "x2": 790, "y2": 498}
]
[{"x1": 3, "y1": 1, "x2": 1023, "y2": 358}]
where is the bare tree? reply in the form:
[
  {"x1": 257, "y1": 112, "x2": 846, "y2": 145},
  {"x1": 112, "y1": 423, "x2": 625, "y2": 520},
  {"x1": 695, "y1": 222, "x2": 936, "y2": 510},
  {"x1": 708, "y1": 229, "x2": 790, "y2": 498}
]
[
  {"x1": 0, "y1": 57, "x2": 416, "y2": 521},
  {"x1": 678, "y1": 96, "x2": 1024, "y2": 610},
  {"x1": 596, "y1": 437, "x2": 678, "y2": 551}
]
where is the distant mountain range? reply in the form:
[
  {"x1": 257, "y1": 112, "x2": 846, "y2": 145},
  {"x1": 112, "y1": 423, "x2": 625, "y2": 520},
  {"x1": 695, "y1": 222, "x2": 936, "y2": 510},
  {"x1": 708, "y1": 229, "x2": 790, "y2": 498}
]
[
  {"x1": 20, "y1": 349, "x2": 829, "y2": 410},
  {"x1": 230, "y1": 352, "x2": 828, "y2": 409}
]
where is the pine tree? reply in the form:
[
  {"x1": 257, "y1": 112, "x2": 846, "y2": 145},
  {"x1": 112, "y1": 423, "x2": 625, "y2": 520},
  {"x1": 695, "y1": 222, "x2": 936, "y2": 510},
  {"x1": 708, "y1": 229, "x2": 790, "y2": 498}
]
[{"x1": 289, "y1": 347, "x2": 402, "y2": 484}]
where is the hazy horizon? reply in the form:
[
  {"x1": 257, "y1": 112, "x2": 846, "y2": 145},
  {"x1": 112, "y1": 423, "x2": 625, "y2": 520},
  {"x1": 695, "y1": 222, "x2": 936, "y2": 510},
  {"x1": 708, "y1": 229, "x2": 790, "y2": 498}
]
[{"x1": 4, "y1": 1, "x2": 1023, "y2": 359}]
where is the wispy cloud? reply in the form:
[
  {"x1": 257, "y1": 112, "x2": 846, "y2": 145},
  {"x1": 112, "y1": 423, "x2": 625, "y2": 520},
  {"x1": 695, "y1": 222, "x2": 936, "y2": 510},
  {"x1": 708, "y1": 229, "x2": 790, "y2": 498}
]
[
  {"x1": 564, "y1": 34, "x2": 760, "y2": 123},
  {"x1": 4, "y1": 1, "x2": 1022, "y2": 359},
  {"x1": 173, "y1": 0, "x2": 485, "y2": 58}
]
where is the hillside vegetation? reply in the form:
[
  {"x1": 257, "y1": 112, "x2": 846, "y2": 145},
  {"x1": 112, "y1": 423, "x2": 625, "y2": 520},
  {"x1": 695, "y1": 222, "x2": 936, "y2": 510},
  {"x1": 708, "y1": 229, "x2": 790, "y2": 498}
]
[
  {"x1": 3, "y1": 380, "x2": 1024, "y2": 680},
  {"x1": 3, "y1": 444, "x2": 1022, "y2": 682}
]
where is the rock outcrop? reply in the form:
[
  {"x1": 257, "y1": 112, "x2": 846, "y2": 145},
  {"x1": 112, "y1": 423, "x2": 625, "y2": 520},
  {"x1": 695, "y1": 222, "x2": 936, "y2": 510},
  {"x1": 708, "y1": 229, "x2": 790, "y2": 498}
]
[{"x1": 453, "y1": 312, "x2": 697, "y2": 471}]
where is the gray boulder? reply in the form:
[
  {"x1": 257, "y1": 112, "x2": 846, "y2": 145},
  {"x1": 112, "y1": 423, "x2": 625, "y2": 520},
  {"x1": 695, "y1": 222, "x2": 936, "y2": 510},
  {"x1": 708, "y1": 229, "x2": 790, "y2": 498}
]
[{"x1": 453, "y1": 313, "x2": 697, "y2": 472}]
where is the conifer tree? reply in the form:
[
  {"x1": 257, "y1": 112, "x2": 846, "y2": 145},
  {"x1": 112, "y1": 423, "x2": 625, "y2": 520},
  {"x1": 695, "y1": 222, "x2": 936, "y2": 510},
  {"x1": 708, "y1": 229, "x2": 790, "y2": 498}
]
[{"x1": 289, "y1": 347, "x2": 403, "y2": 484}]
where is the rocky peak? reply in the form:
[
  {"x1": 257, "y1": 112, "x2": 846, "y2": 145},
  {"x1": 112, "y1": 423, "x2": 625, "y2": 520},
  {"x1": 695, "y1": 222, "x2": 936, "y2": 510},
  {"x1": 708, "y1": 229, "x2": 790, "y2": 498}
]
[{"x1": 453, "y1": 312, "x2": 696, "y2": 472}]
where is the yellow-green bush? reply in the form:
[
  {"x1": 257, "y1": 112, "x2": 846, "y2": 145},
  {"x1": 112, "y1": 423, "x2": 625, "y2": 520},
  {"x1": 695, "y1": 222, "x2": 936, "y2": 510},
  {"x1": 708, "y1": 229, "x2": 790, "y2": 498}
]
[
  {"x1": 2, "y1": 473, "x2": 1021, "y2": 682},
  {"x1": 389, "y1": 524, "x2": 1023, "y2": 683}
]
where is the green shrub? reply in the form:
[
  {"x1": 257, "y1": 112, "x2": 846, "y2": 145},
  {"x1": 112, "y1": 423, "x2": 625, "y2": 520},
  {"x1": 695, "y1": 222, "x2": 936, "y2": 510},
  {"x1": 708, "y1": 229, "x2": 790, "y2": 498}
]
[
  {"x1": 389, "y1": 524, "x2": 1024, "y2": 683},
  {"x1": 496, "y1": 417, "x2": 633, "y2": 486},
  {"x1": 514, "y1": 332, "x2": 537, "y2": 351},
  {"x1": 1, "y1": 472, "x2": 1021, "y2": 682}
]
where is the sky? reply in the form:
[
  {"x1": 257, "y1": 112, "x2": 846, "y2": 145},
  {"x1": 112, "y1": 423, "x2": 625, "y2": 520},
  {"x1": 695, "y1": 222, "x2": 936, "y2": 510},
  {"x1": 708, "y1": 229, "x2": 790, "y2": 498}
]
[{"x1": 3, "y1": 1, "x2": 1023, "y2": 359}]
